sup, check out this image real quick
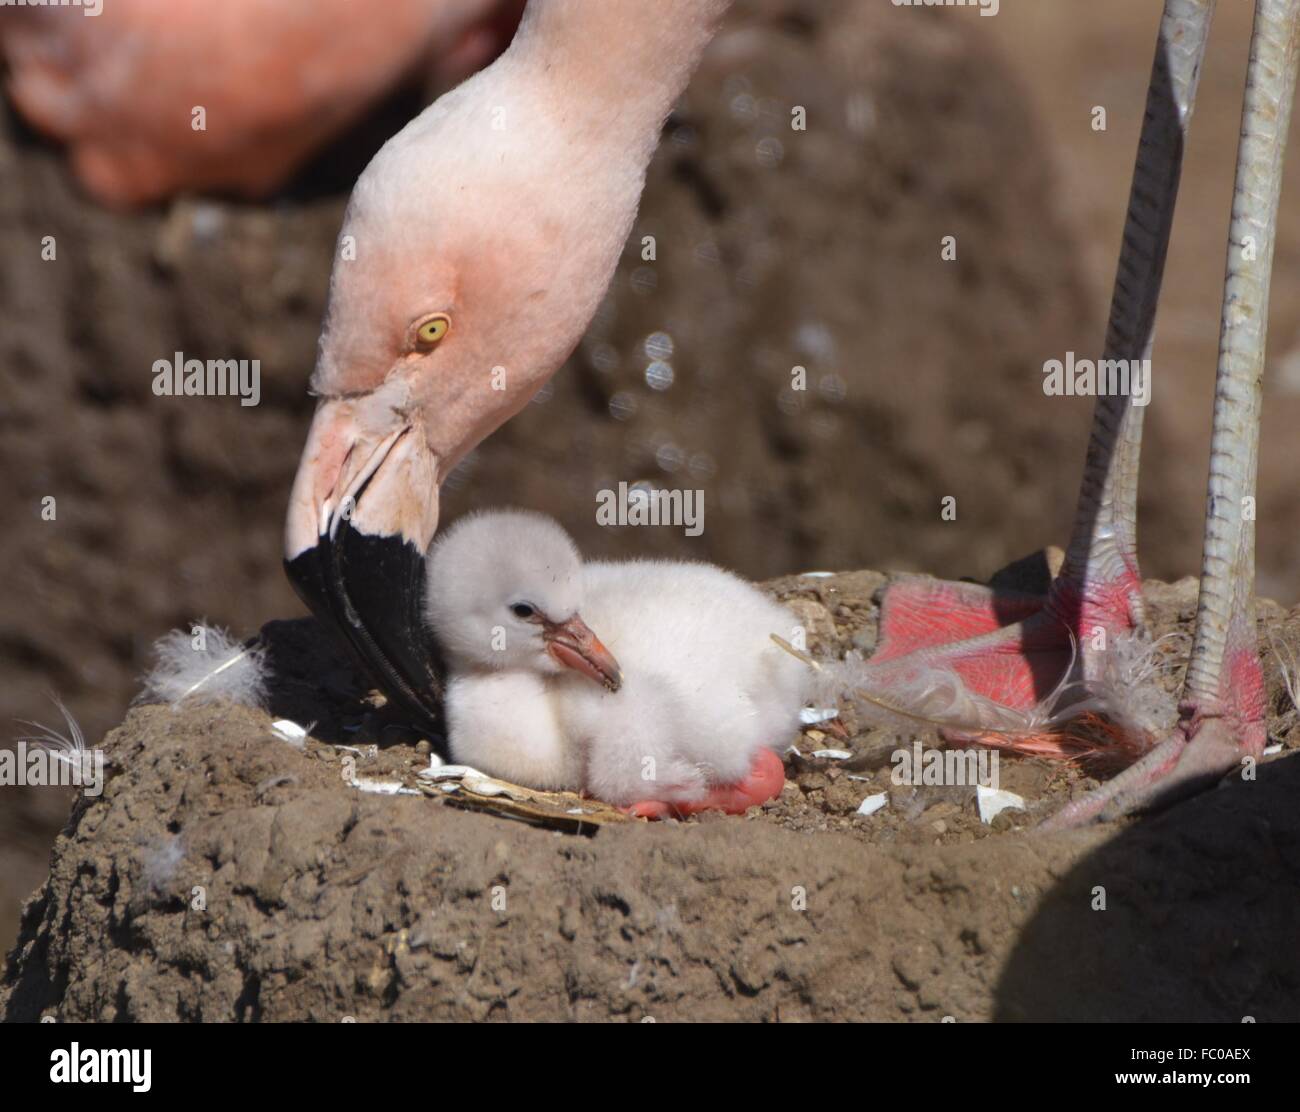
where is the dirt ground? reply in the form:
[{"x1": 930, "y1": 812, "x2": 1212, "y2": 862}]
[
  {"x1": 5, "y1": 0, "x2": 1300, "y2": 1017},
  {"x1": 4, "y1": 569, "x2": 1298, "y2": 1022}
]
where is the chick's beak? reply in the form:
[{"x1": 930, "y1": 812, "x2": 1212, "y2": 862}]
[
  {"x1": 283, "y1": 393, "x2": 447, "y2": 735},
  {"x1": 544, "y1": 615, "x2": 623, "y2": 692}
]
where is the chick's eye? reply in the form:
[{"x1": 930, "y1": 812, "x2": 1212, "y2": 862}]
[
  {"x1": 510, "y1": 603, "x2": 536, "y2": 620},
  {"x1": 415, "y1": 315, "x2": 450, "y2": 349}
]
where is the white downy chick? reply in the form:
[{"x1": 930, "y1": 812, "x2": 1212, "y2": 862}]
[{"x1": 424, "y1": 509, "x2": 811, "y2": 807}]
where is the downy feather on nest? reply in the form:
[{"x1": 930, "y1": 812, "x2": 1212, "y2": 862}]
[
  {"x1": 774, "y1": 629, "x2": 1183, "y2": 773},
  {"x1": 15, "y1": 695, "x2": 91, "y2": 770},
  {"x1": 1268, "y1": 628, "x2": 1300, "y2": 718},
  {"x1": 139, "y1": 623, "x2": 269, "y2": 710}
]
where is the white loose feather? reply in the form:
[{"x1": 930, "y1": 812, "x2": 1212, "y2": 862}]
[
  {"x1": 1268, "y1": 629, "x2": 1300, "y2": 716},
  {"x1": 139, "y1": 624, "x2": 269, "y2": 710},
  {"x1": 815, "y1": 651, "x2": 1074, "y2": 736},
  {"x1": 1076, "y1": 629, "x2": 1182, "y2": 739},
  {"x1": 140, "y1": 834, "x2": 185, "y2": 893},
  {"x1": 774, "y1": 634, "x2": 1074, "y2": 736},
  {"x1": 15, "y1": 695, "x2": 91, "y2": 770},
  {"x1": 779, "y1": 628, "x2": 1180, "y2": 770}
]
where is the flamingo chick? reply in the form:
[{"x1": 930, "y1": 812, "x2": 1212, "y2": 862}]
[{"x1": 424, "y1": 510, "x2": 809, "y2": 817}]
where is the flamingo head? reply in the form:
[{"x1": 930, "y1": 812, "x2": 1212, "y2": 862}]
[{"x1": 283, "y1": 65, "x2": 643, "y2": 734}]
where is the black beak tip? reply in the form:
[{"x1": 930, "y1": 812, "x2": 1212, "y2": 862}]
[{"x1": 285, "y1": 524, "x2": 447, "y2": 740}]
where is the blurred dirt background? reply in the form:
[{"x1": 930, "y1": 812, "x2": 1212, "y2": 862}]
[{"x1": 3, "y1": 0, "x2": 1300, "y2": 988}]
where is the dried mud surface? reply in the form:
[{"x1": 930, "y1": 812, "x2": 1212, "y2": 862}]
[{"x1": 4, "y1": 571, "x2": 1298, "y2": 1022}]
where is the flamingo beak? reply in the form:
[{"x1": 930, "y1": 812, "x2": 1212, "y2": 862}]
[
  {"x1": 544, "y1": 616, "x2": 623, "y2": 692},
  {"x1": 283, "y1": 396, "x2": 447, "y2": 736}
]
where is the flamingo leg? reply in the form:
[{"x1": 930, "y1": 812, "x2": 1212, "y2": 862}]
[
  {"x1": 1046, "y1": 0, "x2": 1297, "y2": 828},
  {"x1": 862, "y1": 0, "x2": 1213, "y2": 717}
]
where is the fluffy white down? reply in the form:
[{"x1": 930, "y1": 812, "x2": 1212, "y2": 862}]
[
  {"x1": 139, "y1": 624, "x2": 269, "y2": 709},
  {"x1": 426, "y1": 512, "x2": 811, "y2": 805},
  {"x1": 563, "y1": 560, "x2": 810, "y2": 803}
]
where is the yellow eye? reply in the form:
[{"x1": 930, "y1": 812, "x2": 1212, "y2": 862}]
[{"x1": 415, "y1": 314, "x2": 450, "y2": 349}]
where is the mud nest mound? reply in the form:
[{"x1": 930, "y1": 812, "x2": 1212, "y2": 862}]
[{"x1": 4, "y1": 571, "x2": 1299, "y2": 1022}]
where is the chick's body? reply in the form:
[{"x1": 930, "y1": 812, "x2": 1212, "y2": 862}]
[
  {"x1": 426, "y1": 511, "x2": 809, "y2": 807},
  {"x1": 559, "y1": 560, "x2": 808, "y2": 804}
]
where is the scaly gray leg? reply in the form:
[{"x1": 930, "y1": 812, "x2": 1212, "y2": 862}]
[{"x1": 1046, "y1": 0, "x2": 1298, "y2": 828}]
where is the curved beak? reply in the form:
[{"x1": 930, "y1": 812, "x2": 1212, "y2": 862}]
[
  {"x1": 544, "y1": 615, "x2": 623, "y2": 692},
  {"x1": 283, "y1": 394, "x2": 447, "y2": 736}
]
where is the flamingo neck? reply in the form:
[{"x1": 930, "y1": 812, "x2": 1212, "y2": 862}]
[{"x1": 507, "y1": 0, "x2": 731, "y2": 152}]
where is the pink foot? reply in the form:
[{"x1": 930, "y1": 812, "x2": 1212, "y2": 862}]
[
  {"x1": 623, "y1": 748, "x2": 787, "y2": 820},
  {"x1": 874, "y1": 571, "x2": 1269, "y2": 828},
  {"x1": 863, "y1": 569, "x2": 1141, "y2": 716}
]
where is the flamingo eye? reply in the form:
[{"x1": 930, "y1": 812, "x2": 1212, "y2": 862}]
[
  {"x1": 414, "y1": 314, "x2": 450, "y2": 350},
  {"x1": 510, "y1": 603, "x2": 536, "y2": 620}
]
